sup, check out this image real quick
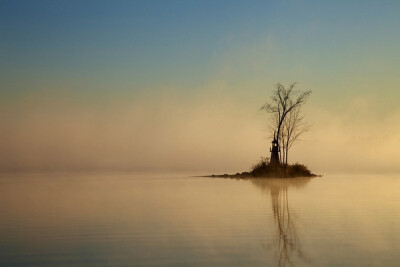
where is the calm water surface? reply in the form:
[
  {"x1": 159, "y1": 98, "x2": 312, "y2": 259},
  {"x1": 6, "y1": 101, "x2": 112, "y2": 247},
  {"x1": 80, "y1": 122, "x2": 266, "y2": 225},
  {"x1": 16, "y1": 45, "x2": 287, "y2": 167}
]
[{"x1": 0, "y1": 172, "x2": 399, "y2": 266}]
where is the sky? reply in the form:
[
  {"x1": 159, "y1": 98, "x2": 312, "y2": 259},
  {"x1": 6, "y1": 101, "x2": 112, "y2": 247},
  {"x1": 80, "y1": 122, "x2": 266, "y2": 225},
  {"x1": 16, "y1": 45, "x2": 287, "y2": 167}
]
[{"x1": 1, "y1": 0, "x2": 400, "y2": 173}]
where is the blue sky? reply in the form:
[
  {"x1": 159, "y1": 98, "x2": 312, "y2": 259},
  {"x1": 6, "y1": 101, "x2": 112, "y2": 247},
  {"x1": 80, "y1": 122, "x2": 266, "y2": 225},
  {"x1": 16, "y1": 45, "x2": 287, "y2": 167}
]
[{"x1": 2, "y1": 0, "x2": 399, "y2": 94}]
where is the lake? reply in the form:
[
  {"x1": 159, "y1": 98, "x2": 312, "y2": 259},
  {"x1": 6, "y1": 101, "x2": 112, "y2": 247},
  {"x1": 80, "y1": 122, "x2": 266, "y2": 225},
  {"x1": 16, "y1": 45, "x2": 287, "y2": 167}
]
[{"x1": 0, "y1": 172, "x2": 399, "y2": 266}]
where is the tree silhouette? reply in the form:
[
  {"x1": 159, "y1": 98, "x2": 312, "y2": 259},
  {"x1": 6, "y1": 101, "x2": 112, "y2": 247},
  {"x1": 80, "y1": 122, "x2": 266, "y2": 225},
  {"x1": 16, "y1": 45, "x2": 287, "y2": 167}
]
[
  {"x1": 280, "y1": 106, "x2": 311, "y2": 165},
  {"x1": 261, "y1": 83, "x2": 311, "y2": 165}
]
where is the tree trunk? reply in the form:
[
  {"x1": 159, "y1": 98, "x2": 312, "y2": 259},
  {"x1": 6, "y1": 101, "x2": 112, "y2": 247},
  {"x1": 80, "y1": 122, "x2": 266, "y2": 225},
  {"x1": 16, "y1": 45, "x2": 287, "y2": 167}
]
[{"x1": 285, "y1": 146, "x2": 289, "y2": 165}]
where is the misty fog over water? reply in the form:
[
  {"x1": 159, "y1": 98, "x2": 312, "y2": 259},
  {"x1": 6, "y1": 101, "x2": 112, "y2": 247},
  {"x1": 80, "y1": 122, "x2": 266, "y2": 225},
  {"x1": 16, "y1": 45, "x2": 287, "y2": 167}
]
[{"x1": 1, "y1": 172, "x2": 399, "y2": 266}]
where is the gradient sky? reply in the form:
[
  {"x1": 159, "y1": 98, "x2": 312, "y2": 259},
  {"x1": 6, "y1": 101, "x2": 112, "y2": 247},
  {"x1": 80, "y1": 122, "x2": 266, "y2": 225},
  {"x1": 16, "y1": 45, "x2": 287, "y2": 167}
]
[{"x1": 1, "y1": 1, "x2": 400, "y2": 173}]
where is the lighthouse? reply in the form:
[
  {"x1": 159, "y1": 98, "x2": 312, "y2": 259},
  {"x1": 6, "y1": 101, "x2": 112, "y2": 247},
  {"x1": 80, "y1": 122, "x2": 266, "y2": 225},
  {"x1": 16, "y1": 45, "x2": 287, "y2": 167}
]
[{"x1": 270, "y1": 132, "x2": 280, "y2": 166}]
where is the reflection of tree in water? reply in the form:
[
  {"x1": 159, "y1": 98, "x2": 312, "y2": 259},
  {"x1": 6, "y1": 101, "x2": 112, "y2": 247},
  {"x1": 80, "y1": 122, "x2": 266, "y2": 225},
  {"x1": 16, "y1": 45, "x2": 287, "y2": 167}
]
[{"x1": 250, "y1": 178, "x2": 311, "y2": 267}]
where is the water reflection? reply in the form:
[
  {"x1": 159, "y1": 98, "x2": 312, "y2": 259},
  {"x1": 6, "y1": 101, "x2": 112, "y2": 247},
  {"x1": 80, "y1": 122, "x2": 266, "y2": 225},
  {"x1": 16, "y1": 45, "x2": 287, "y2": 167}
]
[{"x1": 250, "y1": 178, "x2": 312, "y2": 267}]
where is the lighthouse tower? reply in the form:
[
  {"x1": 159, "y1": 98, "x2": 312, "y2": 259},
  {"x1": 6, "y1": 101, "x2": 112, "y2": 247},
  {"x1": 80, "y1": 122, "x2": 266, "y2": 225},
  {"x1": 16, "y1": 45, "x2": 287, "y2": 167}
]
[{"x1": 270, "y1": 132, "x2": 280, "y2": 166}]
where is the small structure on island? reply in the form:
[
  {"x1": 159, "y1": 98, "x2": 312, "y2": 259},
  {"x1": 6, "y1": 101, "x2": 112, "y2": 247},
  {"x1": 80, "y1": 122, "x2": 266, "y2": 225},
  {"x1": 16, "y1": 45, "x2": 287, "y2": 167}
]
[{"x1": 270, "y1": 132, "x2": 280, "y2": 166}]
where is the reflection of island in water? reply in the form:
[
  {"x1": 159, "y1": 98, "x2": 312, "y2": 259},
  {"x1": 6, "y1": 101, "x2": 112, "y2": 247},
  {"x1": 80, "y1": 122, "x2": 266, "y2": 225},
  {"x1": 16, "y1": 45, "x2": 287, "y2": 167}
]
[{"x1": 250, "y1": 178, "x2": 312, "y2": 267}]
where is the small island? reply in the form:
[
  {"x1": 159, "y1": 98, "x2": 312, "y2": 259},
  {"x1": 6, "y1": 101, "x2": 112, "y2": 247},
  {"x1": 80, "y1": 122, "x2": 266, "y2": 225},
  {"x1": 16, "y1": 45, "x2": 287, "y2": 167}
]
[
  {"x1": 208, "y1": 83, "x2": 319, "y2": 179},
  {"x1": 208, "y1": 138, "x2": 317, "y2": 179}
]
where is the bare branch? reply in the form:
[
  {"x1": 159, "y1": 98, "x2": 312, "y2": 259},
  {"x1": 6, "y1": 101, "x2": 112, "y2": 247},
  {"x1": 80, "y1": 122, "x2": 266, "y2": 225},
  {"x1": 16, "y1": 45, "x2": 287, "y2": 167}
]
[{"x1": 261, "y1": 83, "x2": 312, "y2": 165}]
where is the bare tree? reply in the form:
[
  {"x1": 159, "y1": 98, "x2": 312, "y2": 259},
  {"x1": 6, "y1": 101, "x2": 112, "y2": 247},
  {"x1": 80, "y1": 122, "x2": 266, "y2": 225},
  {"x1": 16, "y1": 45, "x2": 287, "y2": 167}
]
[
  {"x1": 281, "y1": 107, "x2": 311, "y2": 165},
  {"x1": 261, "y1": 83, "x2": 311, "y2": 165}
]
